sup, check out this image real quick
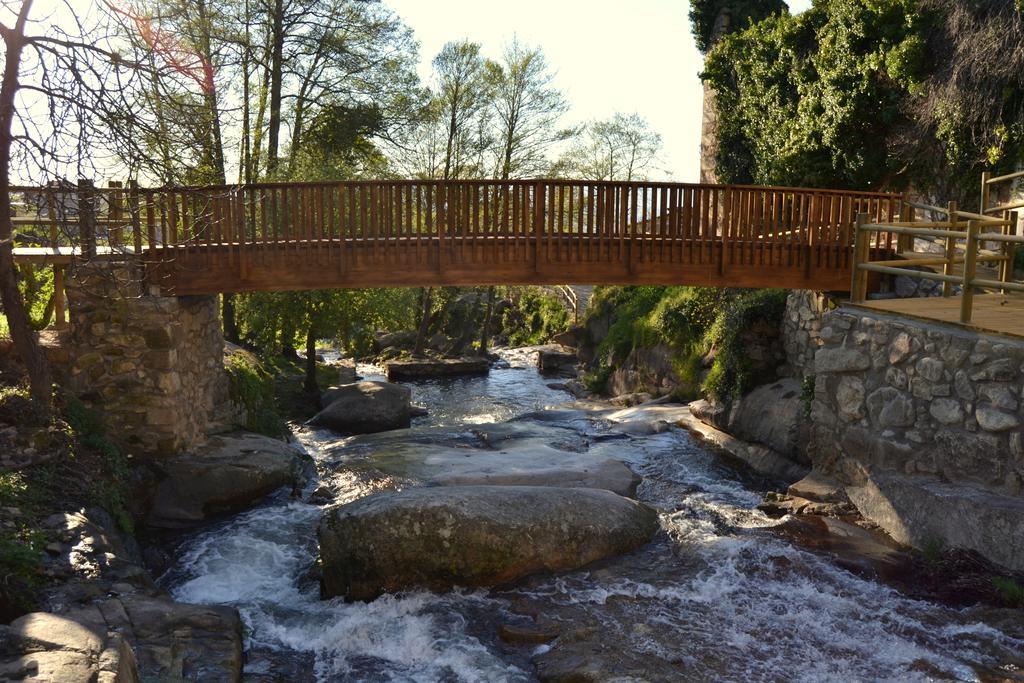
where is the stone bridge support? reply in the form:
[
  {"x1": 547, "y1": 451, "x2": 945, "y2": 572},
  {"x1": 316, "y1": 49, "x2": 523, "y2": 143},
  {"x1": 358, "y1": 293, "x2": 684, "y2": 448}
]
[{"x1": 62, "y1": 263, "x2": 228, "y2": 456}]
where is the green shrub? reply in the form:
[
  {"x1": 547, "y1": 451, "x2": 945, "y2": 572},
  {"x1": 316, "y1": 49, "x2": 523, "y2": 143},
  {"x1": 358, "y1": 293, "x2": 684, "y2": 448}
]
[
  {"x1": 225, "y1": 349, "x2": 286, "y2": 438},
  {"x1": 700, "y1": 288, "x2": 788, "y2": 401},
  {"x1": 801, "y1": 375, "x2": 816, "y2": 417},
  {"x1": 579, "y1": 285, "x2": 789, "y2": 403},
  {"x1": 0, "y1": 468, "x2": 44, "y2": 617},
  {"x1": 992, "y1": 576, "x2": 1024, "y2": 607},
  {"x1": 593, "y1": 286, "x2": 666, "y2": 364},
  {"x1": 64, "y1": 397, "x2": 134, "y2": 534}
]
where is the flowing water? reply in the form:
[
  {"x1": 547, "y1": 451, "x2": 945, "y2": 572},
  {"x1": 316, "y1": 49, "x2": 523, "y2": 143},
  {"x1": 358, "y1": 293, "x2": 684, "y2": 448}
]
[{"x1": 161, "y1": 350, "x2": 1024, "y2": 682}]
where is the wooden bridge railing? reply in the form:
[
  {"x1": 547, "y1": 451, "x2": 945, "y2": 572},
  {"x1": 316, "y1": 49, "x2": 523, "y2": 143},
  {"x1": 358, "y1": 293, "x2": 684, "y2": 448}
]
[{"x1": 11, "y1": 179, "x2": 903, "y2": 296}]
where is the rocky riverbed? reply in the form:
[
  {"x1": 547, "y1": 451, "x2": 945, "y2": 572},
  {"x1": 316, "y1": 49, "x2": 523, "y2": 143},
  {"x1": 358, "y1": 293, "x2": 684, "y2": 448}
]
[{"x1": 159, "y1": 349, "x2": 1024, "y2": 682}]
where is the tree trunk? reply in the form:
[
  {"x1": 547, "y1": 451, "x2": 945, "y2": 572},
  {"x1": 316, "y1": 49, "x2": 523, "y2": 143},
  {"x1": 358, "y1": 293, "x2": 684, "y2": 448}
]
[
  {"x1": 413, "y1": 286, "x2": 433, "y2": 355},
  {"x1": 222, "y1": 294, "x2": 239, "y2": 344},
  {"x1": 0, "y1": 0, "x2": 51, "y2": 408},
  {"x1": 303, "y1": 327, "x2": 318, "y2": 393},
  {"x1": 478, "y1": 286, "x2": 495, "y2": 354},
  {"x1": 266, "y1": 0, "x2": 284, "y2": 173}
]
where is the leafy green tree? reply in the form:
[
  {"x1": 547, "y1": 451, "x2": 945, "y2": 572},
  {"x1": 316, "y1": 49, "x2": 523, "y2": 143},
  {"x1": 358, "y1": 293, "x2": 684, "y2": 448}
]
[
  {"x1": 689, "y1": 0, "x2": 787, "y2": 54},
  {"x1": 701, "y1": 0, "x2": 1023, "y2": 205},
  {"x1": 237, "y1": 288, "x2": 416, "y2": 391},
  {"x1": 553, "y1": 112, "x2": 663, "y2": 181},
  {"x1": 702, "y1": 0, "x2": 926, "y2": 189},
  {"x1": 485, "y1": 38, "x2": 572, "y2": 180}
]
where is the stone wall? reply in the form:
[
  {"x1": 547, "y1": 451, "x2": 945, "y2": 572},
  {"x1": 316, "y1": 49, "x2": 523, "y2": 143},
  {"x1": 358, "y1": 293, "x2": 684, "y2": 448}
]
[
  {"x1": 809, "y1": 305, "x2": 1024, "y2": 570},
  {"x1": 781, "y1": 290, "x2": 831, "y2": 379},
  {"x1": 64, "y1": 264, "x2": 228, "y2": 456}
]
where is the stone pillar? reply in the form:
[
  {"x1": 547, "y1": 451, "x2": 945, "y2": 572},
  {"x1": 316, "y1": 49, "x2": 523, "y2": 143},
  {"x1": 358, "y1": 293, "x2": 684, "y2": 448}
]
[
  {"x1": 64, "y1": 263, "x2": 228, "y2": 456},
  {"x1": 780, "y1": 290, "x2": 830, "y2": 379}
]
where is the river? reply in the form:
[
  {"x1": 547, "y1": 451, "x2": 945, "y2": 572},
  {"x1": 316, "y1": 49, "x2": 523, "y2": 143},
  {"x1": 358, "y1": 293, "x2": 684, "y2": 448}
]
[{"x1": 160, "y1": 349, "x2": 1024, "y2": 682}]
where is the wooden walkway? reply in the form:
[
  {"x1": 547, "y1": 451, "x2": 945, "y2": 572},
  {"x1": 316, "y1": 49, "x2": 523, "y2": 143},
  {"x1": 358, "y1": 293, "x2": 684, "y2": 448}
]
[
  {"x1": 853, "y1": 294, "x2": 1024, "y2": 339},
  {"x1": 12, "y1": 179, "x2": 903, "y2": 296}
]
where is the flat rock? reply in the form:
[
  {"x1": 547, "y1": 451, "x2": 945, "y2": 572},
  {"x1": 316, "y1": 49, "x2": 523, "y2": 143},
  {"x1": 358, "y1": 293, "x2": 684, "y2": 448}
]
[
  {"x1": 363, "y1": 445, "x2": 639, "y2": 497},
  {"x1": 147, "y1": 431, "x2": 312, "y2": 528},
  {"x1": 385, "y1": 357, "x2": 489, "y2": 380},
  {"x1": 323, "y1": 421, "x2": 641, "y2": 497},
  {"x1": 312, "y1": 381, "x2": 412, "y2": 435},
  {"x1": 788, "y1": 471, "x2": 848, "y2": 503},
  {"x1": 0, "y1": 611, "x2": 139, "y2": 683},
  {"x1": 678, "y1": 405, "x2": 809, "y2": 484},
  {"x1": 692, "y1": 380, "x2": 809, "y2": 461},
  {"x1": 773, "y1": 515, "x2": 912, "y2": 583},
  {"x1": 318, "y1": 485, "x2": 660, "y2": 601}
]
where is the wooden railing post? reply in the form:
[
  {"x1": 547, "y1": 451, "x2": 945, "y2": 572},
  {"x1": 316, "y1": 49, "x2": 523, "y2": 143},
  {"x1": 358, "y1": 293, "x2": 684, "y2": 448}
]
[
  {"x1": 980, "y1": 171, "x2": 991, "y2": 215},
  {"x1": 898, "y1": 199, "x2": 914, "y2": 253},
  {"x1": 960, "y1": 219, "x2": 979, "y2": 324},
  {"x1": 942, "y1": 201, "x2": 958, "y2": 297},
  {"x1": 437, "y1": 181, "x2": 446, "y2": 274},
  {"x1": 77, "y1": 178, "x2": 96, "y2": 260},
  {"x1": 850, "y1": 212, "x2": 869, "y2": 302},
  {"x1": 534, "y1": 181, "x2": 544, "y2": 271},
  {"x1": 53, "y1": 265, "x2": 66, "y2": 328},
  {"x1": 108, "y1": 180, "x2": 123, "y2": 249},
  {"x1": 1002, "y1": 210, "x2": 1018, "y2": 291}
]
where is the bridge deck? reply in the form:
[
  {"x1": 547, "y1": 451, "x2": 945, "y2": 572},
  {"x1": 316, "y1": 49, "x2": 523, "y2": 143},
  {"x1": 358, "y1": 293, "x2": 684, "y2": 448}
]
[
  {"x1": 145, "y1": 235, "x2": 861, "y2": 293},
  {"x1": 11, "y1": 179, "x2": 904, "y2": 295}
]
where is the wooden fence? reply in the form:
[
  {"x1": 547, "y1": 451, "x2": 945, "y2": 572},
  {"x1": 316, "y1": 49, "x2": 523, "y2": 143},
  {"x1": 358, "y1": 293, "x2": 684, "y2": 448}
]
[{"x1": 851, "y1": 171, "x2": 1023, "y2": 323}]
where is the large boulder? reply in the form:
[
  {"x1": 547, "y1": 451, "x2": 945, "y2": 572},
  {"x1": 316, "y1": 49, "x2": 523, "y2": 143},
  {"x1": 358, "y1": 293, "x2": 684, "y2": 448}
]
[
  {"x1": 372, "y1": 330, "x2": 416, "y2": 353},
  {"x1": 312, "y1": 381, "x2": 411, "y2": 434},
  {"x1": 318, "y1": 485, "x2": 659, "y2": 601},
  {"x1": 0, "y1": 596, "x2": 243, "y2": 683},
  {"x1": 0, "y1": 611, "x2": 140, "y2": 683},
  {"x1": 146, "y1": 432, "x2": 312, "y2": 528},
  {"x1": 690, "y1": 379, "x2": 810, "y2": 464}
]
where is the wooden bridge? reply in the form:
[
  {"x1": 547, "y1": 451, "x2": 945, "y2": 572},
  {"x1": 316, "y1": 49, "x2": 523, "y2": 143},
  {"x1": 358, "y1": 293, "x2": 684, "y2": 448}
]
[{"x1": 12, "y1": 179, "x2": 903, "y2": 297}]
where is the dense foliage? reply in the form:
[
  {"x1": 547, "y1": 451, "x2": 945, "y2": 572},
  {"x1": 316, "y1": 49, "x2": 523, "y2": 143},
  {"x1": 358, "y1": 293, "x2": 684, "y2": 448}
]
[
  {"x1": 702, "y1": 0, "x2": 1024, "y2": 205},
  {"x1": 224, "y1": 348, "x2": 285, "y2": 438},
  {"x1": 582, "y1": 286, "x2": 787, "y2": 401},
  {"x1": 500, "y1": 287, "x2": 572, "y2": 346},
  {"x1": 237, "y1": 288, "x2": 418, "y2": 358},
  {"x1": 689, "y1": 0, "x2": 788, "y2": 54}
]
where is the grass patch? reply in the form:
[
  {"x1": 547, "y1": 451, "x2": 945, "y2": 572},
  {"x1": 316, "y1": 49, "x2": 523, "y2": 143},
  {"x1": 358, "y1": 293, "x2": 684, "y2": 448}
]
[{"x1": 992, "y1": 576, "x2": 1024, "y2": 607}]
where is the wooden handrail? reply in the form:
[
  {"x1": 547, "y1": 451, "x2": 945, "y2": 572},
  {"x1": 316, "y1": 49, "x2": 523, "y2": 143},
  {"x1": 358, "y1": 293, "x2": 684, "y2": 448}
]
[
  {"x1": 985, "y1": 169, "x2": 1024, "y2": 184},
  {"x1": 852, "y1": 187, "x2": 1021, "y2": 324}
]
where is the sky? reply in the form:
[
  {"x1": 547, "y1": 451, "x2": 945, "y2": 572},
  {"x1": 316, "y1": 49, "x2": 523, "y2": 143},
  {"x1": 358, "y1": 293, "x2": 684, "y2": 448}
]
[
  {"x1": 385, "y1": 0, "x2": 813, "y2": 183},
  {"x1": 7, "y1": 0, "x2": 812, "y2": 184}
]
